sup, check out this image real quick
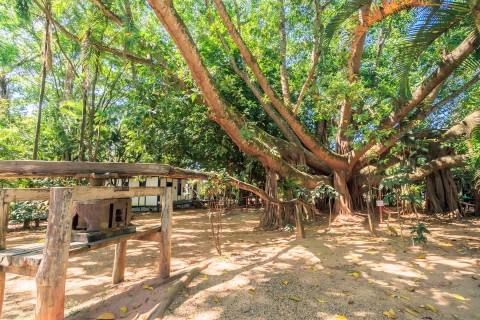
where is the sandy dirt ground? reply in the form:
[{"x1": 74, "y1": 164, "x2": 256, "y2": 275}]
[{"x1": 2, "y1": 208, "x2": 479, "y2": 320}]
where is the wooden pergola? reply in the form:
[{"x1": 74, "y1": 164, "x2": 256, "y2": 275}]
[{"x1": 0, "y1": 160, "x2": 208, "y2": 319}]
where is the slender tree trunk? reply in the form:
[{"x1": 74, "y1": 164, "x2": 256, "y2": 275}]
[
  {"x1": 78, "y1": 30, "x2": 91, "y2": 161},
  {"x1": 88, "y1": 54, "x2": 100, "y2": 161},
  {"x1": 33, "y1": 63, "x2": 47, "y2": 160},
  {"x1": 33, "y1": 3, "x2": 52, "y2": 160},
  {"x1": 333, "y1": 169, "x2": 353, "y2": 215}
]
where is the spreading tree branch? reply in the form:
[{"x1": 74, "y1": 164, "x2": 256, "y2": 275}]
[
  {"x1": 359, "y1": 154, "x2": 468, "y2": 186},
  {"x1": 91, "y1": 0, "x2": 123, "y2": 26},
  {"x1": 212, "y1": 0, "x2": 348, "y2": 169},
  {"x1": 146, "y1": 0, "x2": 329, "y2": 188},
  {"x1": 32, "y1": 0, "x2": 154, "y2": 66},
  {"x1": 204, "y1": 1, "x2": 301, "y2": 145},
  {"x1": 278, "y1": 0, "x2": 291, "y2": 105},
  {"x1": 336, "y1": 1, "x2": 371, "y2": 153},
  {"x1": 293, "y1": 0, "x2": 324, "y2": 115},
  {"x1": 350, "y1": 32, "x2": 479, "y2": 166}
]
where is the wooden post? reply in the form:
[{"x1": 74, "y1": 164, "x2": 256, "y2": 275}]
[
  {"x1": 0, "y1": 190, "x2": 9, "y2": 250},
  {"x1": 0, "y1": 268, "x2": 5, "y2": 318},
  {"x1": 158, "y1": 187, "x2": 172, "y2": 278},
  {"x1": 0, "y1": 191, "x2": 10, "y2": 318},
  {"x1": 112, "y1": 240, "x2": 127, "y2": 284},
  {"x1": 35, "y1": 187, "x2": 74, "y2": 320},
  {"x1": 295, "y1": 204, "x2": 305, "y2": 239}
]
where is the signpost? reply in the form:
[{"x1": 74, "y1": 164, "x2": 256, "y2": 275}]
[{"x1": 376, "y1": 199, "x2": 384, "y2": 223}]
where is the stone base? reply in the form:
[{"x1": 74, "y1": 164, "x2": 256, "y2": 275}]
[{"x1": 72, "y1": 225, "x2": 136, "y2": 243}]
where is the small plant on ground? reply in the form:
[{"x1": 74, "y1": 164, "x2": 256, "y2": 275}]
[
  {"x1": 204, "y1": 172, "x2": 231, "y2": 256},
  {"x1": 410, "y1": 223, "x2": 430, "y2": 246}
]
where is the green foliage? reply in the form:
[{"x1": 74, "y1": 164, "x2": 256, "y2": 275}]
[
  {"x1": 240, "y1": 123, "x2": 256, "y2": 140},
  {"x1": 10, "y1": 200, "x2": 48, "y2": 224},
  {"x1": 471, "y1": 124, "x2": 480, "y2": 189},
  {"x1": 282, "y1": 223, "x2": 295, "y2": 232},
  {"x1": 202, "y1": 171, "x2": 230, "y2": 200},
  {"x1": 410, "y1": 223, "x2": 430, "y2": 245}
]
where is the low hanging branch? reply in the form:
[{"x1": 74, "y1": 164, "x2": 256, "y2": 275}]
[
  {"x1": 0, "y1": 160, "x2": 325, "y2": 207},
  {"x1": 358, "y1": 154, "x2": 468, "y2": 187}
]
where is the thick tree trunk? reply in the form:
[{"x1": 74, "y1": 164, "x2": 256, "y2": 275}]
[
  {"x1": 349, "y1": 176, "x2": 364, "y2": 211},
  {"x1": 259, "y1": 168, "x2": 282, "y2": 230},
  {"x1": 333, "y1": 169, "x2": 353, "y2": 215},
  {"x1": 425, "y1": 169, "x2": 461, "y2": 215},
  {"x1": 425, "y1": 142, "x2": 461, "y2": 216}
]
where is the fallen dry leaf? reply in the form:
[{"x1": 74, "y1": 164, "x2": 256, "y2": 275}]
[
  {"x1": 119, "y1": 306, "x2": 127, "y2": 313},
  {"x1": 400, "y1": 295, "x2": 410, "y2": 301},
  {"x1": 420, "y1": 304, "x2": 438, "y2": 313},
  {"x1": 335, "y1": 316, "x2": 348, "y2": 320},
  {"x1": 349, "y1": 272, "x2": 359, "y2": 278},
  {"x1": 404, "y1": 308, "x2": 419, "y2": 317},
  {"x1": 417, "y1": 254, "x2": 426, "y2": 259},
  {"x1": 389, "y1": 249, "x2": 397, "y2": 254},
  {"x1": 133, "y1": 303, "x2": 142, "y2": 309},
  {"x1": 289, "y1": 297, "x2": 300, "y2": 302},
  {"x1": 438, "y1": 242, "x2": 453, "y2": 247},
  {"x1": 142, "y1": 285, "x2": 153, "y2": 290},
  {"x1": 96, "y1": 313, "x2": 116, "y2": 320},
  {"x1": 315, "y1": 297, "x2": 327, "y2": 303},
  {"x1": 383, "y1": 308, "x2": 396, "y2": 319},
  {"x1": 203, "y1": 274, "x2": 208, "y2": 280},
  {"x1": 453, "y1": 294, "x2": 467, "y2": 301},
  {"x1": 248, "y1": 289, "x2": 255, "y2": 295},
  {"x1": 282, "y1": 280, "x2": 289, "y2": 285},
  {"x1": 213, "y1": 297, "x2": 220, "y2": 303}
]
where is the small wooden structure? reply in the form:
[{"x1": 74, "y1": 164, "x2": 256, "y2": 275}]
[
  {"x1": 72, "y1": 198, "x2": 135, "y2": 242},
  {"x1": 0, "y1": 160, "x2": 191, "y2": 320}
]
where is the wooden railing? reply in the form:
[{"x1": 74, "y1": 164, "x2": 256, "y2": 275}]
[{"x1": 0, "y1": 185, "x2": 173, "y2": 320}]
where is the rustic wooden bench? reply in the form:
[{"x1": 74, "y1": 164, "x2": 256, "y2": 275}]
[
  {"x1": 460, "y1": 201, "x2": 475, "y2": 213},
  {"x1": 0, "y1": 225, "x2": 161, "y2": 276},
  {"x1": 0, "y1": 185, "x2": 173, "y2": 319}
]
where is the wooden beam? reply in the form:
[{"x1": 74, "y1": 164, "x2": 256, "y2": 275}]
[
  {"x1": 158, "y1": 187, "x2": 173, "y2": 279},
  {"x1": 137, "y1": 231, "x2": 162, "y2": 242},
  {"x1": 0, "y1": 160, "x2": 209, "y2": 180},
  {"x1": 35, "y1": 187, "x2": 74, "y2": 320},
  {"x1": 0, "y1": 190, "x2": 9, "y2": 250},
  {"x1": 2, "y1": 186, "x2": 164, "y2": 202},
  {"x1": 68, "y1": 226, "x2": 162, "y2": 257},
  {"x1": 3, "y1": 189, "x2": 50, "y2": 202},
  {"x1": 0, "y1": 265, "x2": 38, "y2": 277},
  {"x1": 112, "y1": 240, "x2": 127, "y2": 284},
  {"x1": 71, "y1": 186, "x2": 165, "y2": 201}
]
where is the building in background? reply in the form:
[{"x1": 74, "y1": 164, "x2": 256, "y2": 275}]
[{"x1": 125, "y1": 177, "x2": 200, "y2": 212}]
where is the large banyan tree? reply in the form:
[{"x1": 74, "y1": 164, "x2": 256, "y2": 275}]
[{"x1": 25, "y1": 0, "x2": 480, "y2": 221}]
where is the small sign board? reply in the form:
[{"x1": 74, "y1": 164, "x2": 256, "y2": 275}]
[{"x1": 376, "y1": 200, "x2": 384, "y2": 207}]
